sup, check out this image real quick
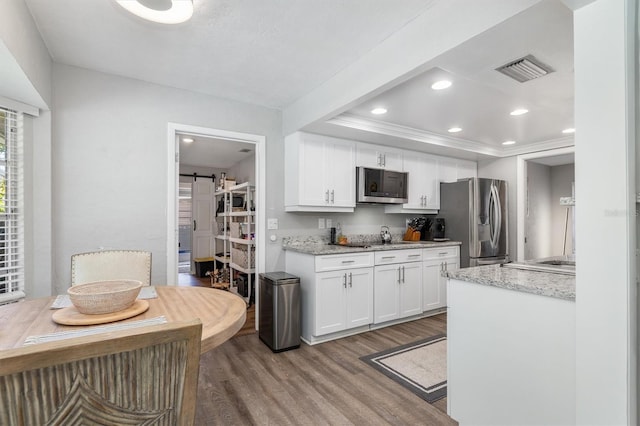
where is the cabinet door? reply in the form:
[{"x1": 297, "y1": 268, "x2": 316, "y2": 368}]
[
  {"x1": 298, "y1": 136, "x2": 329, "y2": 206},
  {"x1": 345, "y1": 268, "x2": 374, "y2": 329},
  {"x1": 422, "y1": 155, "x2": 440, "y2": 209},
  {"x1": 423, "y1": 260, "x2": 444, "y2": 311},
  {"x1": 356, "y1": 143, "x2": 403, "y2": 170},
  {"x1": 399, "y1": 262, "x2": 423, "y2": 318},
  {"x1": 438, "y1": 157, "x2": 458, "y2": 183},
  {"x1": 315, "y1": 271, "x2": 347, "y2": 336},
  {"x1": 327, "y1": 141, "x2": 355, "y2": 207},
  {"x1": 373, "y1": 264, "x2": 401, "y2": 324},
  {"x1": 403, "y1": 154, "x2": 439, "y2": 210}
]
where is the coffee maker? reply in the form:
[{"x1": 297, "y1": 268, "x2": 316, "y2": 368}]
[{"x1": 432, "y1": 218, "x2": 446, "y2": 239}]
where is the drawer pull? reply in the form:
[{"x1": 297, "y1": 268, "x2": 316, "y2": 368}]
[
  {"x1": 341, "y1": 260, "x2": 355, "y2": 264},
  {"x1": 381, "y1": 256, "x2": 395, "y2": 260},
  {"x1": 408, "y1": 254, "x2": 421, "y2": 258},
  {"x1": 439, "y1": 252, "x2": 449, "y2": 256}
]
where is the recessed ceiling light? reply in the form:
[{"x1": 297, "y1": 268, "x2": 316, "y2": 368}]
[
  {"x1": 371, "y1": 107, "x2": 387, "y2": 115},
  {"x1": 510, "y1": 108, "x2": 529, "y2": 116},
  {"x1": 562, "y1": 128, "x2": 575, "y2": 134},
  {"x1": 502, "y1": 140, "x2": 516, "y2": 146},
  {"x1": 116, "y1": 0, "x2": 194, "y2": 24},
  {"x1": 182, "y1": 137, "x2": 194, "y2": 143},
  {"x1": 431, "y1": 80, "x2": 452, "y2": 90},
  {"x1": 448, "y1": 127, "x2": 462, "y2": 133}
]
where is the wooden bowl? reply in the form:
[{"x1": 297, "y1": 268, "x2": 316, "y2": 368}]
[{"x1": 67, "y1": 280, "x2": 142, "y2": 315}]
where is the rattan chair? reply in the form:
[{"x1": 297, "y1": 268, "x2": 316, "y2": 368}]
[
  {"x1": 0, "y1": 319, "x2": 202, "y2": 425},
  {"x1": 71, "y1": 249, "x2": 152, "y2": 286}
]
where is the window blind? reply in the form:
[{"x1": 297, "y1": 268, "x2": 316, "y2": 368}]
[{"x1": 0, "y1": 107, "x2": 25, "y2": 305}]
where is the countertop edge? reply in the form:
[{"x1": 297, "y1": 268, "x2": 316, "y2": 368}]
[
  {"x1": 283, "y1": 241, "x2": 462, "y2": 256},
  {"x1": 445, "y1": 265, "x2": 575, "y2": 301}
]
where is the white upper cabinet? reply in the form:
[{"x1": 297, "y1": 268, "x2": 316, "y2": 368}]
[
  {"x1": 355, "y1": 142, "x2": 403, "y2": 171},
  {"x1": 386, "y1": 152, "x2": 439, "y2": 213},
  {"x1": 438, "y1": 157, "x2": 477, "y2": 183},
  {"x1": 285, "y1": 132, "x2": 356, "y2": 212}
]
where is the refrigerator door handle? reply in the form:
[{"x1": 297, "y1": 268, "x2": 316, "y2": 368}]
[{"x1": 489, "y1": 183, "x2": 500, "y2": 249}]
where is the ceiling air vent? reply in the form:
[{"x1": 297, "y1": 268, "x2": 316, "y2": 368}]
[{"x1": 496, "y1": 55, "x2": 554, "y2": 83}]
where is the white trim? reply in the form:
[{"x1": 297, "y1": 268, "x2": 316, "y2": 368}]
[
  {"x1": 327, "y1": 113, "x2": 575, "y2": 158},
  {"x1": 166, "y1": 124, "x2": 266, "y2": 311},
  {"x1": 0, "y1": 96, "x2": 39, "y2": 117},
  {"x1": 516, "y1": 146, "x2": 575, "y2": 261}
]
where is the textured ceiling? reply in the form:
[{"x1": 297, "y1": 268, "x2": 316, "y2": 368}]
[{"x1": 25, "y1": 0, "x2": 434, "y2": 109}]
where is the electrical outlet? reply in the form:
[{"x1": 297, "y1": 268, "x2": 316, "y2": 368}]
[
  {"x1": 267, "y1": 218, "x2": 278, "y2": 230},
  {"x1": 326, "y1": 218, "x2": 332, "y2": 228},
  {"x1": 318, "y1": 218, "x2": 325, "y2": 229}
]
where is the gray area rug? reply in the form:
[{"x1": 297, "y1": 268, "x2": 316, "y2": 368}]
[{"x1": 360, "y1": 334, "x2": 447, "y2": 403}]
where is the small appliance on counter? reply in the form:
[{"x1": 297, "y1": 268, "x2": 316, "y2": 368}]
[
  {"x1": 380, "y1": 226, "x2": 392, "y2": 244},
  {"x1": 432, "y1": 218, "x2": 446, "y2": 240}
]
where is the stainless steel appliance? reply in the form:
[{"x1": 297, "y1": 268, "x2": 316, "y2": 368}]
[
  {"x1": 259, "y1": 272, "x2": 301, "y2": 352},
  {"x1": 356, "y1": 167, "x2": 408, "y2": 204},
  {"x1": 439, "y1": 178, "x2": 509, "y2": 267},
  {"x1": 432, "y1": 218, "x2": 445, "y2": 239}
]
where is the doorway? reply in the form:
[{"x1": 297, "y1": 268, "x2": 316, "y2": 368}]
[
  {"x1": 516, "y1": 146, "x2": 575, "y2": 262},
  {"x1": 167, "y1": 123, "x2": 266, "y2": 329}
]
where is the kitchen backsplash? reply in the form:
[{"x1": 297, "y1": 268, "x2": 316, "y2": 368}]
[{"x1": 282, "y1": 232, "x2": 405, "y2": 248}]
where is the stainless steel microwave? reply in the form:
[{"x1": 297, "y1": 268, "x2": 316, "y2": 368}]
[{"x1": 356, "y1": 167, "x2": 408, "y2": 204}]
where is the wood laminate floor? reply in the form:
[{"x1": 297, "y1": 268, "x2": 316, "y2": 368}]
[{"x1": 195, "y1": 314, "x2": 456, "y2": 425}]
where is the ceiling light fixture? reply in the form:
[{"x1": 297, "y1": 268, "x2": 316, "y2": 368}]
[
  {"x1": 182, "y1": 137, "x2": 194, "y2": 143},
  {"x1": 431, "y1": 80, "x2": 452, "y2": 90},
  {"x1": 448, "y1": 127, "x2": 462, "y2": 133},
  {"x1": 371, "y1": 107, "x2": 387, "y2": 115},
  {"x1": 562, "y1": 128, "x2": 575, "y2": 134},
  {"x1": 502, "y1": 140, "x2": 516, "y2": 146},
  {"x1": 116, "y1": 0, "x2": 194, "y2": 24},
  {"x1": 510, "y1": 108, "x2": 529, "y2": 116}
]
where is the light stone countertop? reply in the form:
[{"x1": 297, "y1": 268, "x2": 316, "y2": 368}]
[
  {"x1": 445, "y1": 264, "x2": 576, "y2": 301},
  {"x1": 282, "y1": 235, "x2": 461, "y2": 256}
]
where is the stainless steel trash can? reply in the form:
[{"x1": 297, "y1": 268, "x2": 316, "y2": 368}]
[{"x1": 259, "y1": 272, "x2": 300, "y2": 352}]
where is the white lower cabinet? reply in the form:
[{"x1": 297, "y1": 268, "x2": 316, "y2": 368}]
[
  {"x1": 373, "y1": 249, "x2": 423, "y2": 324},
  {"x1": 423, "y1": 246, "x2": 460, "y2": 311},
  {"x1": 315, "y1": 267, "x2": 374, "y2": 336}
]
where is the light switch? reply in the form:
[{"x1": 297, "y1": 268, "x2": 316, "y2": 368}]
[
  {"x1": 326, "y1": 218, "x2": 332, "y2": 228},
  {"x1": 267, "y1": 218, "x2": 279, "y2": 230},
  {"x1": 318, "y1": 218, "x2": 325, "y2": 229}
]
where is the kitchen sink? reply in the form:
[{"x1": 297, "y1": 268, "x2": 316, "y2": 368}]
[{"x1": 535, "y1": 259, "x2": 575, "y2": 266}]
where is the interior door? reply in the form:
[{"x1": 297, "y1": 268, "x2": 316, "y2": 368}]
[{"x1": 192, "y1": 179, "x2": 215, "y2": 267}]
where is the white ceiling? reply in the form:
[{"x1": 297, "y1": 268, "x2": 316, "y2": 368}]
[
  {"x1": 24, "y1": 0, "x2": 433, "y2": 109},
  {"x1": 315, "y1": 0, "x2": 575, "y2": 158},
  {"x1": 23, "y1": 0, "x2": 575, "y2": 162},
  {"x1": 178, "y1": 134, "x2": 254, "y2": 168}
]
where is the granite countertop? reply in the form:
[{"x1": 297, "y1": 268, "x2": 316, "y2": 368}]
[
  {"x1": 282, "y1": 235, "x2": 461, "y2": 256},
  {"x1": 445, "y1": 264, "x2": 576, "y2": 301}
]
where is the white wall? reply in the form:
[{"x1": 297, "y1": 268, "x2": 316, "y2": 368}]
[
  {"x1": 574, "y1": 1, "x2": 637, "y2": 423},
  {"x1": 525, "y1": 162, "x2": 552, "y2": 260},
  {"x1": 550, "y1": 164, "x2": 575, "y2": 256},
  {"x1": 51, "y1": 64, "x2": 281, "y2": 293},
  {"x1": 477, "y1": 156, "x2": 518, "y2": 261}
]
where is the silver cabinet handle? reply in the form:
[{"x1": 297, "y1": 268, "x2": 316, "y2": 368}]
[
  {"x1": 439, "y1": 252, "x2": 449, "y2": 256},
  {"x1": 444, "y1": 262, "x2": 448, "y2": 272},
  {"x1": 349, "y1": 272, "x2": 353, "y2": 287},
  {"x1": 193, "y1": 220, "x2": 196, "y2": 231},
  {"x1": 377, "y1": 153, "x2": 382, "y2": 166},
  {"x1": 330, "y1": 190, "x2": 335, "y2": 203},
  {"x1": 341, "y1": 260, "x2": 355, "y2": 264},
  {"x1": 325, "y1": 190, "x2": 329, "y2": 203},
  {"x1": 381, "y1": 256, "x2": 395, "y2": 260},
  {"x1": 382, "y1": 154, "x2": 386, "y2": 167},
  {"x1": 343, "y1": 273, "x2": 347, "y2": 288},
  {"x1": 402, "y1": 265, "x2": 405, "y2": 283},
  {"x1": 408, "y1": 254, "x2": 421, "y2": 258},
  {"x1": 398, "y1": 266, "x2": 401, "y2": 284},
  {"x1": 440, "y1": 262, "x2": 444, "y2": 272}
]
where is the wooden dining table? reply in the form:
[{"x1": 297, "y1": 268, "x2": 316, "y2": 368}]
[{"x1": 0, "y1": 286, "x2": 247, "y2": 354}]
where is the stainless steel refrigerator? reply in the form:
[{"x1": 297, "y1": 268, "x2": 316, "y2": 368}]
[{"x1": 439, "y1": 178, "x2": 508, "y2": 267}]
